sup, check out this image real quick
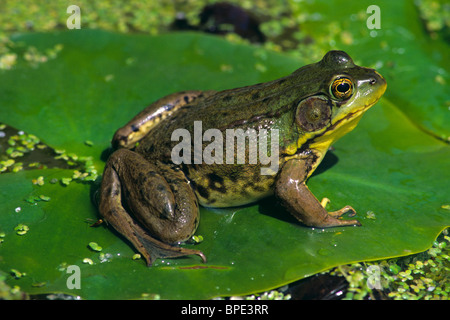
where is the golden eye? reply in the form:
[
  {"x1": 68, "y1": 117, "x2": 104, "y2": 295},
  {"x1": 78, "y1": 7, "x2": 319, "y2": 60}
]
[{"x1": 331, "y1": 77, "x2": 353, "y2": 100}]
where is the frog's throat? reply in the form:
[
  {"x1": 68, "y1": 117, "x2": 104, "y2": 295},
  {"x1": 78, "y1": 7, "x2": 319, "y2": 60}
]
[
  {"x1": 281, "y1": 111, "x2": 363, "y2": 178},
  {"x1": 282, "y1": 109, "x2": 363, "y2": 158},
  {"x1": 306, "y1": 111, "x2": 364, "y2": 151}
]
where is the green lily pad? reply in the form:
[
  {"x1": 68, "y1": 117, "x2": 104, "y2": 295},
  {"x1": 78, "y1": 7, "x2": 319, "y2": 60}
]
[{"x1": 0, "y1": 6, "x2": 449, "y2": 299}]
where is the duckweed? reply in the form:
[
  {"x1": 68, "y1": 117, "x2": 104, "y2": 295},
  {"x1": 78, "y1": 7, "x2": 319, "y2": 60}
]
[
  {"x1": 99, "y1": 253, "x2": 113, "y2": 263},
  {"x1": 10, "y1": 269, "x2": 26, "y2": 279},
  {"x1": 14, "y1": 224, "x2": 29, "y2": 236},
  {"x1": 61, "y1": 177, "x2": 72, "y2": 186},
  {"x1": 0, "y1": 53, "x2": 17, "y2": 70},
  {"x1": 229, "y1": 288, "x2": 291, "y2": 300},
  {"x1": 0, "y1": 159, "x2": 15, "y2": 172},
  {"x1": 25, "y1": 194, "x2": 50, "y2": 204},
  {"x1": 32, "y1": 176, "x2": 45, "y2": 186},
  {"x1": 39, "y1": 195, "x2": 51, "y2": 202},
  {"x1": 189, "y1": 235, "x2": 204, "y2": 244},
  {"x1": 132, "y1": 253, "x2": 142, "y2": 260},
  {"x1": 330, "y1": 229, "x2": 449, "y2": 300},
  {"x1": 31, "y1": 282, "x2": 47, "y2": 287},
  {"x1": 365, "y1": 210, "x2": 376, "y2": 220},
  {"x1": 4, "y1": 132, "x2": 42, "y2": 161},
  {"x1": 88, "y1": 242, "x2": 102, "y2": 252},
  {"x1": 57, "y1": 262, "x2": 69, "y2": 272}
]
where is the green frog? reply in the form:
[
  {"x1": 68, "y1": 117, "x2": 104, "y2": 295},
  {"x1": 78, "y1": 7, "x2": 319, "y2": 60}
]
[{"x1": 99, "y1": 51, "x2": 386, "y2": 266}]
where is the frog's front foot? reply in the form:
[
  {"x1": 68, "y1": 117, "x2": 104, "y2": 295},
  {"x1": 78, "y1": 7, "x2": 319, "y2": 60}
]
[
  {"x1": 99, "y1": 149, "x2": 206, "y2": 266},
  {"x1": 329, "y1": 205, "x2": 357, "y2": 218},
  {"x1": 317, "y1": 206, "x2": 361, "y2": 227},
  {"x1": 275, "y1": 159, "x2": 361, "y2": 228}
]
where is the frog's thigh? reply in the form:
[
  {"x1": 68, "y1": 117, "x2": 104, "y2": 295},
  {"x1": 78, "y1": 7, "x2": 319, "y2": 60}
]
[
  {"x1": 275, "y1": 159, "x2": 361, "y2": 228},
  {"x1": 99, "y1": 149, "x2": 204, "y2": 265},
  {"x1": 104, "y1": 149, "x2": 199, "y2": 242}
]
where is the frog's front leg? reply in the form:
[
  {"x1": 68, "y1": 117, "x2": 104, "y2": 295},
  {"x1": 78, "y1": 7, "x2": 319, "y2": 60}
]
[
  {"x1": 113, "y1": 90, "x2": 215, "y2": 149},
  {"x1": 99, "y1": 148, "x2": 206, "y2": 266},
  {"x1": 275, "y1": 159, "x2": 361, "y2": 227}
]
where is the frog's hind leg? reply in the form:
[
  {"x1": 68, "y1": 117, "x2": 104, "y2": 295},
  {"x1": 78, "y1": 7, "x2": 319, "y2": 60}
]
[
  {"x1": 99, "y1": 149, "x2": 205, "y2": 266},
  {"x1": 113, "y1": 90, "x2": 215, "y2": 149}
]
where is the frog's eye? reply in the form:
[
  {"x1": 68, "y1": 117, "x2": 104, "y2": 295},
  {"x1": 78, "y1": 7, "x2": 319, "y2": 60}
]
[
  {"x1": 296, "y1": 96, "x2": 331, "y2": 132},
  {"x1": 330, "y1": 77, "x2": 353, "y2": 100}
]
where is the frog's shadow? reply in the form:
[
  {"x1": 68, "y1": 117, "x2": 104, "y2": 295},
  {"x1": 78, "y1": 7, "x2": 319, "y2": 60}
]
[
  {"x1": 100, "y1": 146, "x2": 115, "y2": 163},
  {"x1": 309, "y1": 149, "x2": 338, "y2": 177},
  {"x1": 89, "y1": 147, "x2": 116, "y2": 206},
  {"x1": 88, "y1": 146, "x2": 112, "y2": 214}
]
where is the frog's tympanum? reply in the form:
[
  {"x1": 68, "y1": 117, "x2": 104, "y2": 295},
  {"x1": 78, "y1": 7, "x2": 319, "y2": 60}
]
[{"x1": 99, "y1": 51, "x2": 386, "y2": 266}]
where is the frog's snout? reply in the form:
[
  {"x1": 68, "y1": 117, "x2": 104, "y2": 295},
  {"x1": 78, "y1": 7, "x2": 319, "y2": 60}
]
[{"x1": 371, "y1": 70, "x2": 387, "y2": 93}]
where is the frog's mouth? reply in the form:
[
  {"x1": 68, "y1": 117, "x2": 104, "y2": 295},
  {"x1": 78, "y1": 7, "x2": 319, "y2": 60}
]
[
  {"x1": 300, "y1": 112, "x2": 362, "y2": 152},
  {"x1": 326, "y1": 74, "x2": 387, "y2": 138},
  {"x1": 296, "y1": 89, "x2": 385, "y2": 157}
]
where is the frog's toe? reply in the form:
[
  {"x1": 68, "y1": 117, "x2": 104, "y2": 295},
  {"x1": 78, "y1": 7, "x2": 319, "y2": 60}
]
[
  {"x1": 329, "y1": 205, "x2": 356, "y2": 218},
  {"x1": 318, "y1": 206, "x2": 361, "y2": 227},
  {"x1": 134, "y1": 227, "x2": 207, "y2": 266},
  {"x1": 320, "y1": 214, "x2": 361, "y2": 227}
]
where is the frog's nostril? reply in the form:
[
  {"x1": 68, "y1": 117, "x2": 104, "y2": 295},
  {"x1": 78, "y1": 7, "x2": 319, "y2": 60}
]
[{"x1": 369, "y1": 77, "x2": 376, "y2": 85}]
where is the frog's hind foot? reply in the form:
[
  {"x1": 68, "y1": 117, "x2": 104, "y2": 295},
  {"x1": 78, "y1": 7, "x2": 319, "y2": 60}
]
[
  {"x1": 133, "y1": 222, "x2": 207, "y2": 266},
  {"x1": 100, "y1": 194, "x2": 206, "y2": 266}
]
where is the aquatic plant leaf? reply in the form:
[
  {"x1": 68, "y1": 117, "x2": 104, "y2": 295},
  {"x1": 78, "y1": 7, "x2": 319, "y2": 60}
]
[{"x1": 0, "y1": 13, "x2": 448, "y2": 299}]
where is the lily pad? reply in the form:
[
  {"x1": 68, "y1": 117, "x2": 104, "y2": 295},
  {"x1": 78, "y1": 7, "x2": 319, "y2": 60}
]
[{"x1": 0, "y1": 14, "x2": 449, "y2": 299}]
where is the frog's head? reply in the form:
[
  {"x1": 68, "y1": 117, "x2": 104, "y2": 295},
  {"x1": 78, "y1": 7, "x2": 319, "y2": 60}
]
[{"x1": 291, "y1": 50, "x2": 387, "y2": 155}]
